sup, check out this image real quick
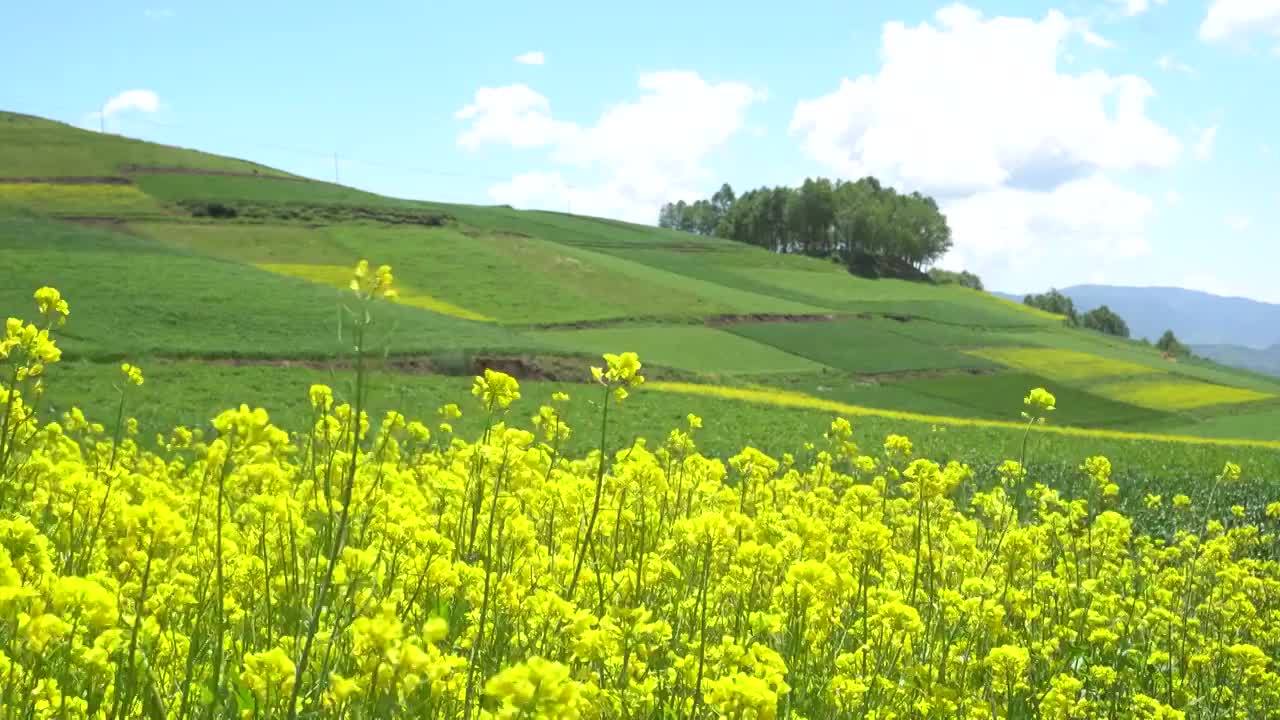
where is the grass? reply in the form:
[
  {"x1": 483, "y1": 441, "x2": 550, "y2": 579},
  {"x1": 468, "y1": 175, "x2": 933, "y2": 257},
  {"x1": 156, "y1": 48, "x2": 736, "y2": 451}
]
[
  {"x1": 530, "y1": 325, "x2": 830, "y2": 375},
  {"x1": 1162, "y1": 407, "x2": 1280, "y2": 440},
  {"x1": 872, "y1": 318, "x2": 1028, "y2": 348},
  {"x1": 325, "y1": 225, "x2": 822, "y2": 324},
  {"x1": 131, "y1": 172, "x2": 424, "y2": 208},
  {"x1": 0, "y1": 182, "x2": 168, "y2": 216},
  {"x1": 0, "y1": 215, "x2": 540, "y2": 358},
  {"x1": 612, "y1": 248, "x2": 1055, "y2": 327},
  {"x1": 727, "y1": 317, "x2": 995, "y2": 374},
  {"x1": 967, "y1": 346, "x2": 1160, "y2": 381},
  {"x1": 647, "y1": 381, "x2": 1280, "y2": 451},
  {"x1": 38, "y1": 360, "x2": 1280, "y2": 530},
  {"x1": 899, "y1": 372, "x2": 1172, "y2": 428},
  {"x1": 0, "y1": 111, "x2": 291, "y2": 178},
  {"x1": 757, "y1": 374, "x2": 1001, "y2": 419},
  {"x1": 1091, "y1": 377, "x2": 1275, "y2": 411},
  {"x1": 256, "y1": 263, "x2": 494, "y2": 321},
  {"x1": 131, "y1": 221, "x2": 355, "y2": 264}
]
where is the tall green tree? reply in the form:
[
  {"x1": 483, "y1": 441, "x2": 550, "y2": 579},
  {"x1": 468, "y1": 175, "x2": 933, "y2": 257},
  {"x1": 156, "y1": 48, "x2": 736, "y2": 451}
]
[
  {"x1": 1156, "y1": 329, "x2": 1190, "y2": 356},
  {"x1": 1024, "y1": 289, "x2": 1079, "y2": 325},
  {"x1": 1082, "y1": 305, "x2": 1131, "y2": 338}
]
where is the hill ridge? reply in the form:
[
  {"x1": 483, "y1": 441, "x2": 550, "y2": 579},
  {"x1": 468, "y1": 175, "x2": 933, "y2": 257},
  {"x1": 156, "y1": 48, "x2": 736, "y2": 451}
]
[{"x1": 3, "y1": 109, "x2": 1278, "y2": 443}]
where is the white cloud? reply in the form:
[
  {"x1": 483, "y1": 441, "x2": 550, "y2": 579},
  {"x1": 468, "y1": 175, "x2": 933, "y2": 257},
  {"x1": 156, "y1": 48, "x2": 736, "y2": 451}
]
[
  {"x1": 1194, "y1": 124, "x2": 1219, "y2": 160},
  {"x1": 514, "y1": 51, "x2": 545, "y2": 66},
  {"x1": 1200, "y1": 0, "x2": 1280, "y2": 44},
  {"x1": 1155, "y1": 53, "x2": 1197, "y2": 74},
  {"x1": 791, "y1": 5, "x2": 1179, "y2": 198},
  {"x1": 84, "y1": 90, "x2": 161, "y2": 130},
  {"x1": 1164, "y1": 189, "x2": 1182, "y2": 204},
  {"x1": 944, "y1": 173, "x2": 1154, "y2": 261},
  {"x1": 103, "y1": 89, "x2": 160, "y2": 116},
  {"x1": 457, "y1": 71, "x2": 764, "y2": 222},
  {"x1": 143, "y1": 8, "x2": 174, "y2": 18},
  {"x1": 1225, "y1": 214, "x2": 1252, "y2": 231},
  {"x1": 1108, "y1": 0, "x2": 1167, "y2": 17},
  {"x1": 791, "y1": 5, "x2": 1173, "y2": 288},
  {"x1": 454, "y1": 85, "x2": 575, "y2": 150}
]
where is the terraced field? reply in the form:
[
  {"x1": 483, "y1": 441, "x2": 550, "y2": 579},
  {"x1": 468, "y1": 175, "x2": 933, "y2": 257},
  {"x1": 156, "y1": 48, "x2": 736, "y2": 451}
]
[{"x1": 2, "y1": 108, "x2": 1279, "y2": 451}]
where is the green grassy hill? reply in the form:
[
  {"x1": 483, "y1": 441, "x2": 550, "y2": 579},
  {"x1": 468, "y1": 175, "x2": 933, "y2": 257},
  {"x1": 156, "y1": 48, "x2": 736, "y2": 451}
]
[{"x1": 4, "y1": 109, "x2": 1279, "y2": 452}]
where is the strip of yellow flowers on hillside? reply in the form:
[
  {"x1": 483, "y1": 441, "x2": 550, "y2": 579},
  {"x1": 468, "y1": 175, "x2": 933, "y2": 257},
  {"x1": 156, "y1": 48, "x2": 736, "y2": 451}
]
[{"x1": 648, "y1": 381, "x2": 1280, "y2": 450}]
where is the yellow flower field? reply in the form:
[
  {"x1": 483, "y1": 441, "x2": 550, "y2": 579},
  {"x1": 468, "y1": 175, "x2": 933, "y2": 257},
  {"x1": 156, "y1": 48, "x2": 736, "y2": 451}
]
[
  {"x1": 256, "y1": 262, "x2": 493, "y2": 321},
  {"x1": 1092, "y1": 377, "x2": 1275, "y2": 410},
  {"x1": 967, "y1": 346, "x2": 1156, "y2": 381},
  {"x1": 0, "y1": 182, "x2": 164, "y2": 215},
  {"x1": 5, "y1": 270, "x2": 1280, "y2": 719}
]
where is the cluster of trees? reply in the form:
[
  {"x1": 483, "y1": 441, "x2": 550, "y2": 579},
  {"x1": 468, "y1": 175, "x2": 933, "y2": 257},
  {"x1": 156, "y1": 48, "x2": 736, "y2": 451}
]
[
  {"x1": 659, "y1": 177, "x2": 954, "y2": 274},
  {"x1": 928, "y1": 268, "x2": 984, "y2": 291},
  {"x1": 1023, "y1": 290, "x2": 1198, "y2": 353},
  {"x1": 1156, "y1": 330, "x2": 1192, "y2": 357},
  {"x1": 1081, "y1": 305, "x2": 1130, "y2": 338},
  {"x1": 1024, "y1": 289, "x2": 1132, "y2": 338}
]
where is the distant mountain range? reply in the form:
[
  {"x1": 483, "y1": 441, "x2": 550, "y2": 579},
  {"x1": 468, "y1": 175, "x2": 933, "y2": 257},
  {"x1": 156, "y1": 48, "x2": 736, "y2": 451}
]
[
  {"x1": 992, "y1": 285, "x2": 1280, "y2": 377},
  {"x1": 1191, "y1": 344, "x2": 1280, "y2": 378}
]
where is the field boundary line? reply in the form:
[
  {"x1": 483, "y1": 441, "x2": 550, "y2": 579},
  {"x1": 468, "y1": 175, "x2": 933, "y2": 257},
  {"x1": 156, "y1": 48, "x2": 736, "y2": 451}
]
[{"x1": 648, "y1": 381, "x2": 1280, "y2": 449}]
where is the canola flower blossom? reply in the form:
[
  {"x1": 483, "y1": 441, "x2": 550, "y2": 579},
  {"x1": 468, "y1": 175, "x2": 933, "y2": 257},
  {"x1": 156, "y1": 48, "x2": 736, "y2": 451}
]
[
  {"x1": 119, "y1": 362, "x2": 144, "y2": 386},
  {"x1": 3, "y1": 280, "x2": 1280, "y2": 718}
]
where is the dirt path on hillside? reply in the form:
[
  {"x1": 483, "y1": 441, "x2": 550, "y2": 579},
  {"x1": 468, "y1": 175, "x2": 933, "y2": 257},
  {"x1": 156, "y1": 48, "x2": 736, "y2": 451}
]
[
  {"x1": 704, "y1": 312, "x2": 844, "y2": 326},
  {"x1": 117, "y1": 165, "x2": 305, "y2": 180},
  {"x1": 122, "y1": 353, "x2": 697, "y2": 384},
  {"x1": 0, "y1": 176, "x2": 133, "y2": 184}
]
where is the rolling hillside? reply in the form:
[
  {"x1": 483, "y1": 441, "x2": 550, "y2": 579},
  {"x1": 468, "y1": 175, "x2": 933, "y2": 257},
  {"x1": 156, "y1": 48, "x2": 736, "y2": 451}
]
[{"x1": 4, "y1": 109, "x2": 1280, "y2": 445}]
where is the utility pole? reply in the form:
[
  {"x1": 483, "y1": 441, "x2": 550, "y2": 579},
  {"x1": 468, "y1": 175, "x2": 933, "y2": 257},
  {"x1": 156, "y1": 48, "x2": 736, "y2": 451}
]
[
  {"x1": 100, "y1": 103, "x2": 105, "y2": 134},
  {"x1": 333, "y1": 153, "x2": 340, "y2": 184}
]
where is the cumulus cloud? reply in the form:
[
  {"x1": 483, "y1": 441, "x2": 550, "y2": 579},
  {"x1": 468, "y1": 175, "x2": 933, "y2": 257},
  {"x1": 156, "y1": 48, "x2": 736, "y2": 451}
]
[
  {"x1": 1164, "y1": 189, "x2": 1182, "y2": 205},
  {"x1": 791, "y1": 6, "x2": 1178, "y2": 198},
  {"x1": 102, "y1": 89, "x2": 160, "y2": 117},
  {"x1": 791, "y1": 4, "x2": 1177, "y2": 290},
  {"x1": 457, "y1": 71, "x2": 764, "y2": 222},
  {"x1": 514, "y1": 51, "x2": 545, "y2": 66},
  {"x1": 454, "y1": 85, "x2": 575, "y2": 150},
  {"x1": 1194, "y1": 125, "x2": 1219, "y2": 160},
  {"x1": 1200, "y1": 0, "x2": 1280, "y2": 45},
  {"x1": 84, "y1": 90, "x2": 161, "y2": 131},
  {"x1": 945, "y1": 174, "x2": 1154, "y2": 260},
  {"x1": 143, "y1": 8, "x2": 174, "y2": 18}
]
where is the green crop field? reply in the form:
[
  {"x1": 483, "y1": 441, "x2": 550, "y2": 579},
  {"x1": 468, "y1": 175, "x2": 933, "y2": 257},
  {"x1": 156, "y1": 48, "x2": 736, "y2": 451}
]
[
  {"x1": 531, "y1": 325, "x2": 829, "y2": 375},
  {"x1": 2, "y1": 109, "x2": 1278, "y2": 456},
  {"x1": 0, "y1": 215, "x2": 539, "y2": 359},
  {"x1": 898, "y1": 372, "x2": 1173, "y2": 428},
  {"x1": 726, "y1": 317, "x2": 997, "y2": 374},
  {"x1": 0, "y1": 111, "x2": 291, "y2": 178},
  {"x1": 132, "y1": 172, "x2": 422, "y2": 209}
]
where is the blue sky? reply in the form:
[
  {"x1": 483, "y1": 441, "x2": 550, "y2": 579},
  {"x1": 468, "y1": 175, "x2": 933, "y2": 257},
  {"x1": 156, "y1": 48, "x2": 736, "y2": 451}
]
[{"x1": 4, "y1": 0, "x2": 1278, "y2": 301}]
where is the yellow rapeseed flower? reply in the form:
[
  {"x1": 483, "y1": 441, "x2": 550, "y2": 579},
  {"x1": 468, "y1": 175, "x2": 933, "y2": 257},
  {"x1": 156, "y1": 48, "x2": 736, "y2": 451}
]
[
  {"x1": 472, "y1": 368, "x2": 521, "y2": 410},
  {"x1": 120, "y1": 363, "x2": 144, "y2": 386}
]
